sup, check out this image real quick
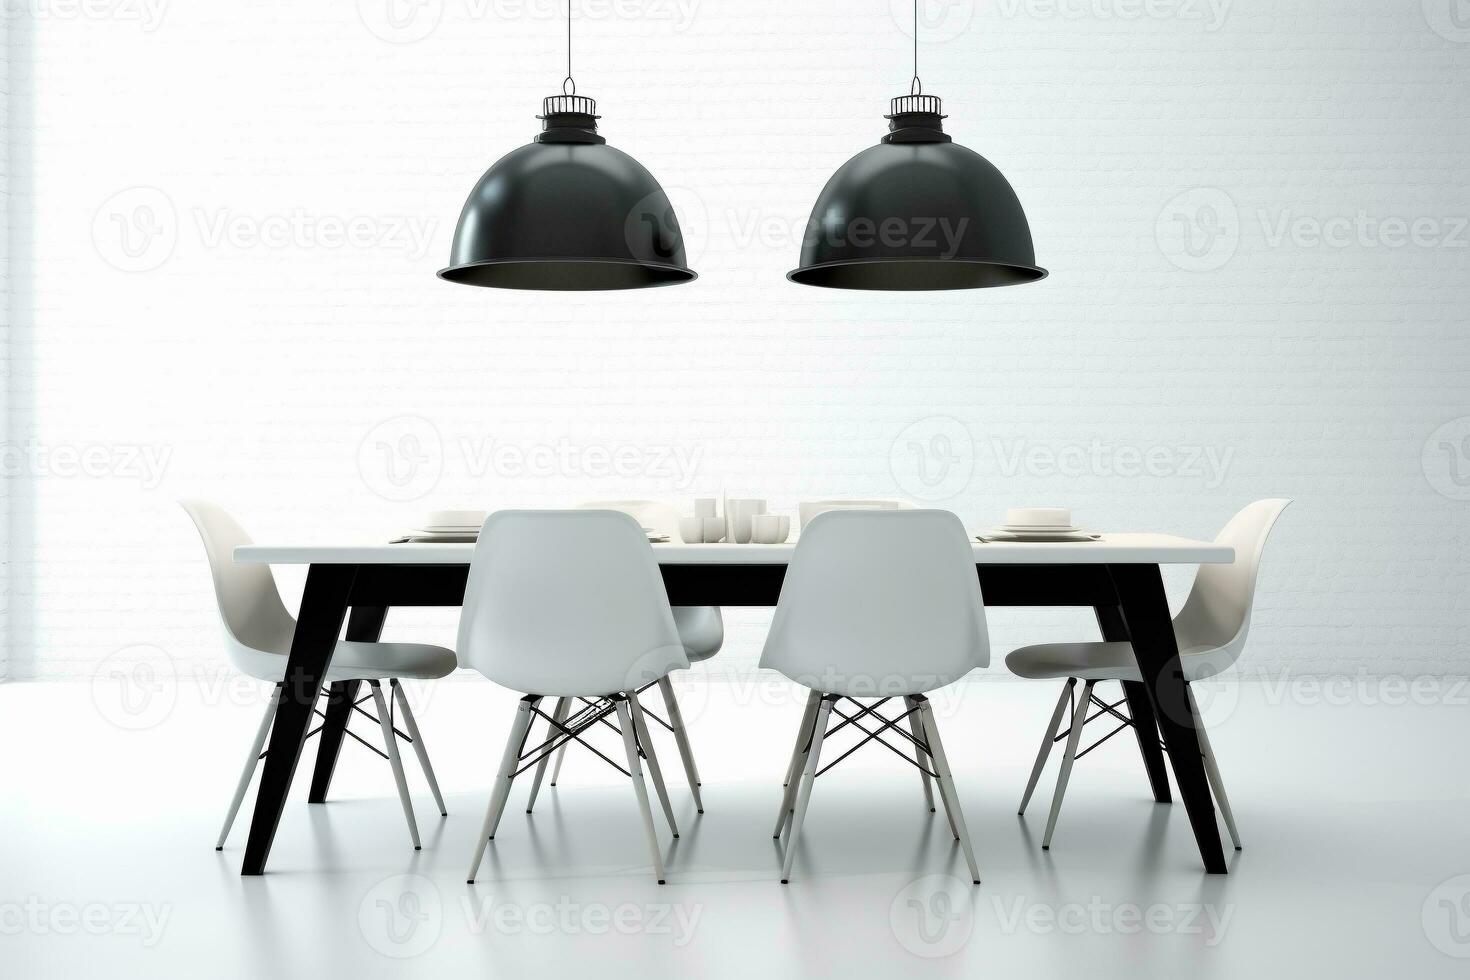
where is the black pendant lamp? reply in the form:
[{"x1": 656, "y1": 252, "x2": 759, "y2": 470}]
[
  {"x1": 787, "y1": 5, "x2": 1045, "y2": 291},
  {"x1": 439, "y1": 8, "x2": 695, "y2": 290}
]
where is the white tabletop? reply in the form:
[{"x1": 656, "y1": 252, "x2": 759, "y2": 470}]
[{"x1": 235, "y1": 534, "x2": 1232, "y2": 567}]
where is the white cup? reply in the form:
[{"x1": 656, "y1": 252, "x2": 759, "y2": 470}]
[
  {"x1": 693, "y1": 498, "x2": 717, "y2": 519},
  {"x1": 728, "y1": 499, "x2": 767, "y2": 544},
  {"x1": 751, "y1": 514, "x2": 791, "y2": 544},
  {"x1": 678, "y1": 517, "x2": 705, "y2": 544},
  {"x1": 701, "y1": 517, "x2": 726, "y2": 543}
]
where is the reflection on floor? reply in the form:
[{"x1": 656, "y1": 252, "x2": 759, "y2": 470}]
[{"x1": 3, "y1": 674, "x2": 1468, "y2": 978}]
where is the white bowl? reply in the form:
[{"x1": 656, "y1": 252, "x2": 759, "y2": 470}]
[
  {"x1": 751, "y1": 514, "x2": 791, "y2": 544},
  {"x1": 425, "y1": 509, "x2": 487, "y2": 529},
  {"x1": 1005, "y1": 507, "x2": 1071, "y2": 528}
]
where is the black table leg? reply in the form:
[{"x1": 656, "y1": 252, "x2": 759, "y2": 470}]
[
  {"x1": 1095, "y1": 604, "x2": 1172, "y2": 804},
  {"x1": 242, "y1": 564, "x2": 358, "y2": 875},
  {"x1": 307, "y1": 605, "x2": 387, "y2": 804},
  {"x1": 1109, "y1": 563, "x2": 1228, "y2": 875}
]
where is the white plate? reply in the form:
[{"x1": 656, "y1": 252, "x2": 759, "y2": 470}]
[{"x1": 983, "y1": 529, "x2": 1098, "y2": 542}]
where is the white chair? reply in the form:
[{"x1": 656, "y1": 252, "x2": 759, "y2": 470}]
[
  {"x1": 544, "y1": 500, "x2": 720, "y2": 812},
  {"x1": 1007, "y1": 499, "x2": 1291, "y2": 852},
  {"x1": 797, "y1": 499, "x2": 911, "y2": 530},
  {"x1": 761, "y1": 509, "x2": 990, "y2": 884},
  {"x1": 460, "y1": 510, "x2": 689, "y2": 885},
  {"x1": 181, "y1": 500, "x2": 455, "y2": 851}
]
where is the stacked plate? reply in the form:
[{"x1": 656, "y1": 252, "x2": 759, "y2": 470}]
[
  {"x1": 399, "y1": 510, "x2": 485, "y2": 543},
  {"x1": 982, "y1": 507, "x2": 1098, "y2": 543}
]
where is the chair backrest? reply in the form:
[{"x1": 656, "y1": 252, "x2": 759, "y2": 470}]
[
  {"x1": 179, "y1": 499, "x2": 297, "y2": 663},
  {"x1": 798, "y1": 499, "x2": 910, "y2": 529},
  {"x1": 760, "y1": 509, "x2": 989, "y2": 697},
  {"x1": 576, "y1": 500, "x2": 680, "y2": 538},
  {"x1": 457, "y1": 510, "x2": 690, "y2": 697},
  {"x1": 1173, "y1": 499, "x2": 1292, "y2": 668}
]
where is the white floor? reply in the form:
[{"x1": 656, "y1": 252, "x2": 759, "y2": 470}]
[{"x1": 4, "y1": 674, "x2": 1469, "y2": 978}]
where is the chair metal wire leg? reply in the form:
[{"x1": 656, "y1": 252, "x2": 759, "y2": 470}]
[
  {"x1": 628, "y1": 689, "x2": 679, "y2": 839},
  {"x1": 1019, "y1": 679, "x2": 1076, "y2": 816},
  {"x1": 774, "y1": 690, "x2": 822, "y2": 838},
  {"x1": 656, "y1": 675, "x2": 704, "y2": 813},
  {"x1": 781, "y1": 696, "x2": 834, "y2": 883},
  {"x1": 1189, "y1": 687, "x2": 1242, "y2": 850},
  {"x1": 368, "y1": 681, "x2": 420, "y2": 849},
  {"x1": 904, "y1": 695, "x2": 936, "y2": 813},
  {"x1": 392, "y1": 680, "x2": 447, "y2": 817},
  {"x1": 217, "y1": 685, "x2": 281, "y2": 849},
  {"x1": 615, "y1": 699, "x2": 667, "y2": 884},
  {"x1": 526, "y1": 697, "x2": 570, "y2": 813},
  {"x1": 1043, "y1": 680, "x2": 1094, "y2": 850},
  {"x1": 467, "y1": 698, "x2": 536, "y2": 883},
  {"x1": 917, "y1": 699, "x2": 981, "y2": 884}
]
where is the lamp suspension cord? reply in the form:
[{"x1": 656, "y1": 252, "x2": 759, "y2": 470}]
[
  {"x1": 563, "y1": 1, "x2": 575, "y2": 95},
  {"x1": 910, "y1": 0, "x2": 922, "y2": 96}
]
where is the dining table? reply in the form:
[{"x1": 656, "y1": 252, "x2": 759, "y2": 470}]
[{"x1": 232, "y1": 532, "x2": 1236, "y2": 876}]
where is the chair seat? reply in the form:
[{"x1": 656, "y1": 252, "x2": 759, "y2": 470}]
[
  {"x1": 672, "y1": 606, "x2": 723, "y2": 662},
  {"x1": 331, "y1": 641, "x2": 458, "y2": 680},
  {"x1": 231, "y1": 641, "x2": 457, "y2": 683},
  {"x1": 1005, "y1": 641, "x2": 1226, "y2": 683}
]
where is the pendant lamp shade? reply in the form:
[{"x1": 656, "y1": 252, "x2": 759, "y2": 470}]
[
  {"x1": 788, "y1": 95, "x2": 1045, "y2": 290},
  {"x1": 439, "y1": 96, "x2": 697, "y2": 290}
]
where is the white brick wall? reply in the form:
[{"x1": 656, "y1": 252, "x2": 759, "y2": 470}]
[{"x1": 5, "y1": 1, "x2": 1468, "y2": 679}]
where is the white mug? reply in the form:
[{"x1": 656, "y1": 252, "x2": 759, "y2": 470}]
[
  {"x1": 701, "y1": 517, "x2": 726, "y2": 543},
  {"x1": 693, "y1": 498, "x2": 717, "y2": 519}
]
